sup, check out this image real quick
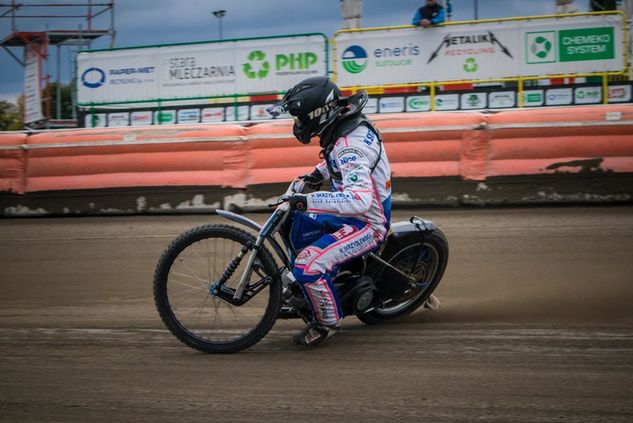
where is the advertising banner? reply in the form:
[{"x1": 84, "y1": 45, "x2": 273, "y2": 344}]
[
  {"x1": 24, "y1": 46, "x2": 43, "y2": 124},
  {"x1": 546, "y1": 88, "x2": 573, "y2": 105},
  {"x1": 154, "y1": 110, "x2": 176, "y2": 124},
  {"x1": 177, "y1": 108, "x2": 201, "y2": 123},
  {"x1": 335, "y1": 14, "x2": 625, "y2": 87},
  {"x1": 364, "y1": 97, "x2": 379, "y2": 114},
  {"x1": 461, "y1": 92, "x2": 487, "y2": 109},
  {"x1": 522, "y1": 90, "x2": 545, "y2": 107},
  {"x1": 250, "y1": 104, "x2": 274, "y2": 120},
  {"x1": 574, "y1": 86, "x2": 602, "y2": 104},
  {"x1": 607, "y1": 85, "x2": 632, "y2": 102},
  {"x1": 406, "y1": 96, "x2": 432, "y2": 112},
  {"x1": 379, "y1": 96, "x2": 405, "y2": 113},
  {"x1": 435, "y1": 94, "x2": 459, "y2": 110},
  {"x1": 107, "y1": 112, "x2": 130, "y2": 127},
  {"x1": 489, "y1": 91, "x2": 516, "y2": 108},
  {"x1": 201, "y1": 107, "x2": 225, "y2": 122},
  {"x1": 131, "y1": 111, "x2": 153, "y2": 126},
  {"x1": 225, "y1": 105, "x2": 249, "y2": 121},
  {"x1": 84, "y1": 113, "x2": 107, "y2": 128},
  {"x1": 77, "y1": 33, "x2": 328, "y2": 105}
]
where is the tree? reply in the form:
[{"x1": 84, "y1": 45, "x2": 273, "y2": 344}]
[
  {"x1": 0, "y1": 100, "x2": 21, "y2": 131},
  {"x1": 1, "y1": 82, "x2": 73, "y2": 130},
  {"x1": 48, "y1": 82, "x2": 74, "y2": 120}
]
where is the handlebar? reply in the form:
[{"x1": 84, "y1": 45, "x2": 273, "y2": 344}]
[
  {"x1": 267, "y1": 196, "x2": 290, "y2": 208},
  {"x1": 267, "y1": 176, "x2": 320, "y2": 208},
  {"x1": 267, "y1": 179, "x2": 300, "y2": 208}
]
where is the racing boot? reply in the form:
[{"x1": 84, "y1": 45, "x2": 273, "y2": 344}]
[{"x1": 291, "y1": 323, "x2": 340, "y2": 347}]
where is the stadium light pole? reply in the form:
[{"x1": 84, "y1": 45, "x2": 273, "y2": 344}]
[
  {"x1": 474, "y1": 0, "x2": 479, "y2": 20},
  {"x1": 212, "y1": 9, "x2": 226, "y2": 39}
]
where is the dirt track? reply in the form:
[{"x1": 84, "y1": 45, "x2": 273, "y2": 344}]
[{"x1": 1, "y1": 206, "x2": 633, "y2": 422}]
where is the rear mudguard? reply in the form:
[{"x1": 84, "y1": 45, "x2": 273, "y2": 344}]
[
  {"x1": 382, "y1": 216, "x2": 436, "y2": 256},
  {"x1": 369, "y1": 216, "x2": 439, "y2": 301}
]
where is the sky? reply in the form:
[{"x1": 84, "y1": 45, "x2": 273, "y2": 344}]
[{"x1": 0, "y1": 0, "x2": 563, "y2": 103}]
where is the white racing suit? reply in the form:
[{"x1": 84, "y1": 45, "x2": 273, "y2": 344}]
[{"x1": 291, "y1": 123, "x2": 392, "y2": 327}]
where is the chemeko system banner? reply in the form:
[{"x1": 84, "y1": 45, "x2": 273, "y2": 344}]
[
  {"x1": 77, "y1": 34, "x2": 328, "y2": 105},
  {"x1": 335, "y1": 14, "x2": 625, "y2": 86}
]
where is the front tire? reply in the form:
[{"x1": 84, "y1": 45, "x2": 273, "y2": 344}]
[
  {"x1": 153, "y1": 224, "x2": 281, "y2": 353},
  {"x1": 358, "y1": 229, "x2": 448, "y2": 325}
]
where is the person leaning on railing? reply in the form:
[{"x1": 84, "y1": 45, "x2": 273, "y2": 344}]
[
  {"x1": 589, "y1": 0, "x2": 617, "y2": 12},
  {"x1": 412, "y1": 0, "x2": 446, "y2": 28}
]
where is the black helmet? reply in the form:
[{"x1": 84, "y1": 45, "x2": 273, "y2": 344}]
[{"x1": 267, "y1": 76, "x2": 345, "y2": 144}]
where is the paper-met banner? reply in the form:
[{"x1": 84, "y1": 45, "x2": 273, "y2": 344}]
[{"x1": 78, "y1": 34, "x2": 328, "y2": 105}]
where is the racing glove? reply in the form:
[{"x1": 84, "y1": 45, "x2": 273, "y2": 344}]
[
  {"x1": 298, "y1": 168, "x2": 324, "y2": 190},
  {"x1": 288, "y1": 194, "x2": 308, "y2": 211}
]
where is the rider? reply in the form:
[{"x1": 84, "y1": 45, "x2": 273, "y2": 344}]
[{"x1": 267, "y1": 76, "x2": 392, "y2": 347}]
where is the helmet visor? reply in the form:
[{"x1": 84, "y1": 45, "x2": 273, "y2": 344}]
[{"x1": 266, "y1": 102, "x2": 288, "y2": 118}]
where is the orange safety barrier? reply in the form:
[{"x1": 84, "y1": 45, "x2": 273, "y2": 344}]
[
  {"x1": 2, "y1": 104, "x2": 633, "y2": 197},
  {"x1": 244, "y1": 112, "x2": 486, "y2": 185},
  {"x1": 24, "y1": 124, "x2": 247, "y2": 192},
  {"x1": 487, "y1": 105, "x2": 633, "y2": 177},
  {"x1": 0, "y1": 133, "x2": 27, "y2": 194},
  {"x1": 370, "y1": 112, "x2": 485, "y2": 180},
  {"x1": 245, "y1": 119, "x2": 321, "y2": 185}
]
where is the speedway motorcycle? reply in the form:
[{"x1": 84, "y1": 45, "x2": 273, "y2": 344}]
[{"x1": 153, "y1": 180, "x2": 449, "y2": 353}]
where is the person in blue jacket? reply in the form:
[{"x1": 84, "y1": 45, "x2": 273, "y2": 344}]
[{"x1": 412, "y1": 0, "x2": 446, "y2": 27}]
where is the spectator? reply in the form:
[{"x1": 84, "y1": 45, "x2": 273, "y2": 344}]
[
  {"x1": 412, "y1": 0, "x2": 446, "y2": 28},
  {"x1": 589, "y1": 0, "x2": 617, "y2": 11}
]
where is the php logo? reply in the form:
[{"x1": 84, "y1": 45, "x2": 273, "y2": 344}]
[
  {"x1": 81, "y1": 67, "x2": 106, "y2": 88},
  {"x1": 276, "y1": 52, "x2": 317, "y2": 71},
  {"x1": 341, "y1": 45, "x2": 368, "y2": 74}
]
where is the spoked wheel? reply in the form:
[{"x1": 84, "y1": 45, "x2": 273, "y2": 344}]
[
  {"x1": 153, "y1": 224, "x2": 281, "y2": 353},
  {"x1": 358, "y1": 229, "x2": 448, "y2": 325}
]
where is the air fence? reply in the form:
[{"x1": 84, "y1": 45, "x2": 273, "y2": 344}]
[{"x1": 1, "y1": 104, "x2": 632, "y2": 215}]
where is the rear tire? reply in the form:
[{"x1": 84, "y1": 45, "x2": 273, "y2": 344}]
[
  {"x1": 358, "y1": 229, "x2": 448, "y2": 325},
  {"x1": 153, "y1": 224, "x2": 281, "y2": 353}
]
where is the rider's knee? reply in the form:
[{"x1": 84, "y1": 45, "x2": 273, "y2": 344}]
[
  {"x1": 292, "y1": 263, "x2": 322, "y2": 284},
  {"x1": 292, "y1": 265, "x2": 304, "y2": 282}
]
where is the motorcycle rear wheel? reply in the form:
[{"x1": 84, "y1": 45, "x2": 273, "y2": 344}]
[
  {"x1": 358, "y1": 229, "x2": 448, "y2": 325},
  {"x1": 153, "y1": 224, "x2": 281, "y2": 353}
]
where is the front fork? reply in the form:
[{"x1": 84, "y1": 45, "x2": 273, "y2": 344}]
[
  {"x1": 210, "y1": 243, "x2": 273, "y2": 306},
  {"x1": 211, "y1": 237, "x2": 270, "y2": 307},
  {"x1": 232, "y1": 236, "x2": 264, "y2": 300},
  {"x1": 213, "y1": 207, "x2": 288, "y2": 305}
]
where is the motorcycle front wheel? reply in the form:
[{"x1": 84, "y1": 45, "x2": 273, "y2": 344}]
[{"x1": 153, "y1": 224, "x2": 281, "y2": 353}]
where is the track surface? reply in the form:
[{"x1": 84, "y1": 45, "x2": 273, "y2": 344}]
[{"x1": 1, "y1": 206, "x2": 633, "y2": 422}]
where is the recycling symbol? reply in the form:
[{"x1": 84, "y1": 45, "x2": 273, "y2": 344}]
[
  {"x1": 463, "y1": 57, "x2": 478, "y2": 73},
  {"x1": 531, "y1": 36, "x2": 552, "y2": 59},
  {"x1": 243, "y1": 50, "x2": 270, "y2": 79}
]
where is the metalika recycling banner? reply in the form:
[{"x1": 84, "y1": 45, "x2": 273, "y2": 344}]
[
  {"x1": 335, "y1": 14, "x2": 625, "y2": 87},
  {"x1": 77, "y1": 34, "x2": 328, "y2": 105}
]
